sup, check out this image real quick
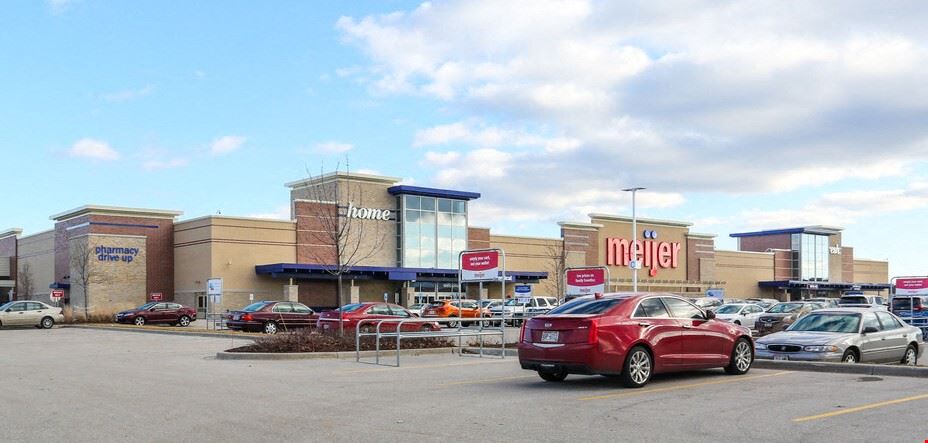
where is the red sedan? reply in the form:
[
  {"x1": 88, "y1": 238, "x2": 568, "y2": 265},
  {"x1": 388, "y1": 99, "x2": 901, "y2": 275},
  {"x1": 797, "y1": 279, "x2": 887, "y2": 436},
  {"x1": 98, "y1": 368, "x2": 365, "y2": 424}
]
[
  {"x1": 226, "y1": 301, "x2": 318, "y2": 334},
  {"x1": 519, "y1": 293, "x2": 754, "y2": 388},
  {"x1": 316, "y1": 303, "x2": 441, "y2": 333}
]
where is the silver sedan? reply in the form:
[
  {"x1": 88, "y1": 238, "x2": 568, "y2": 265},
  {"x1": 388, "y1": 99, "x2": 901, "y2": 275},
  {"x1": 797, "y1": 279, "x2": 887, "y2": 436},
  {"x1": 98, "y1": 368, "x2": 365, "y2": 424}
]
[{"x1": 756, "y1": 308, "x2": 923, "y2": 365}]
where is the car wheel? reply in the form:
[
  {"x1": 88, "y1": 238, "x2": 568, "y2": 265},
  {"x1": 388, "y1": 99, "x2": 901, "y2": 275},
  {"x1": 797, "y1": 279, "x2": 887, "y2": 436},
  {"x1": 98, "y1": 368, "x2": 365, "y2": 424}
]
[
  {"x1": 620, "y1": 346, "x2": 652, "y2": 388},
  {"x1": 902, "y1": 344, "x2": 918, "y2": 366},
  {"x1": 40, "y1": 317, "x2": 55, "y2": 329},
  {"x1": 263, "y1": 321, "x2": 278, "y2": 334},
  {"x1": 419, "y1": 324, "x2": 431, "y2": 332},
  {"x1": 538, "y1": 369, "x2": 568, "y2": 382},
  {"x1": 134, "y1": 316, "x2": 146, "y2": 326},
  {"x1": 178, "y1": 316, "x2": 191, "y2": 327},
  {"x1": 447, "y1": 321, "x2": 458, "y2": 328},
  {"x1": 724, "y1": 338, "x2": 753, "y2": 375},
  {"x1": 842, "y1": 349, "x2": 859, "y2": 364}
]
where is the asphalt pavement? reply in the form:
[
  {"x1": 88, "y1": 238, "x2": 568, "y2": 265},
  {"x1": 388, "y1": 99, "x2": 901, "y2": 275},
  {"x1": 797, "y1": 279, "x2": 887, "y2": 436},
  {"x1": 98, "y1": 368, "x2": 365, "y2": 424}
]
[{"x1": 2, "y1": 327, "x2": 927, "y2": 442}]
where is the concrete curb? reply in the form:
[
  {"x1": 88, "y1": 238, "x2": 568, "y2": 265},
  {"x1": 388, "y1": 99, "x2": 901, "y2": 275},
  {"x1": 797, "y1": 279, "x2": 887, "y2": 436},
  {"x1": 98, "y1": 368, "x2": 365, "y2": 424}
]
[
  {"x1": 753, "y1": 359, "x2": 928, "y2": 378},
  {"x1": 462, "y1": 347, "x2": 518, "y2": 357},
  {"x1": 216, "y1": 347, "x2": 460, "y2": 360},
  {"x1": 64, "y1": 324, "x2": 259, "y2": 341}
]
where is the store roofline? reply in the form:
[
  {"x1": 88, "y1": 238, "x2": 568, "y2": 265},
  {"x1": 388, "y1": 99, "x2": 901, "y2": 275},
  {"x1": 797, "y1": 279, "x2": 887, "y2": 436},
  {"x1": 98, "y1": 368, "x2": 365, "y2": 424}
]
[
  {"x1": 50, "y1": 205, "x2": 183, "y2": 222},
  {"x1": 285, "y1": 171, "x2": 402, "y2": 189},
  {"x1": 588, "y1": 213, "x2": 693, "y2": 228},
  {"x1": 256, "y1": 263, "x2": 546, "y2": 281},
  {"x1": 0, "y1": 228, "x2": 23, "y2": 239},
  {"x1": 387, "y1": 185, "x2": 480, "y2": 201},
  {"x1": 730, "y1": 225, "x2": 844, "y2": 238}
]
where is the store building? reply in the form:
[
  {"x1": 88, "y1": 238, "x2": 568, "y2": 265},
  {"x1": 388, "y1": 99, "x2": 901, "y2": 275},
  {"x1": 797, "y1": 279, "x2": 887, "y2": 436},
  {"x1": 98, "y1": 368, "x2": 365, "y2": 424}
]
[{"x1": 0, "y1": 171, "x2": 891, "y2": 312}]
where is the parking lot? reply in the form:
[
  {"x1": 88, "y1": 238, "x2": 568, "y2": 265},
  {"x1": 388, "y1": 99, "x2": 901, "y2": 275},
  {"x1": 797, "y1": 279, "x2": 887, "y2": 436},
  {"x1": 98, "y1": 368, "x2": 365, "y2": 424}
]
[{"x1": 2, "y1": 328, "x2": 926, "y2": 442}]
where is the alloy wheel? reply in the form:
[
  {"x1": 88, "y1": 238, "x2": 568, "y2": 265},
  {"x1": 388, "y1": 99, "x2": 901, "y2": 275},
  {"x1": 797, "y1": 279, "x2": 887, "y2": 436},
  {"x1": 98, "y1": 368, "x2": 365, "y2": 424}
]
[
  {"x1": 628, "y1": 350, "x2": 651, "y2": 385},
  {"x1": 844, "y1": 353, "x2": 857, "y2": 363},
  {"x1": 134, "y1": 317, "x2": 145, "y2": 326},
  {"x1": 42, "y1": 318, "x2": 54, "y2": 329},
  {"x1": 264, "y1": 322, "x2": 278, "y2": 334},
  {"x1": 179, "y1": 316, "x2": 191, "y2": 327},
  {"x1": 904, "y1": 347, "x2": 917, "y2": 366},
  {"x1": 735, "y1": 341, "x2": 752, "y2": 371}
]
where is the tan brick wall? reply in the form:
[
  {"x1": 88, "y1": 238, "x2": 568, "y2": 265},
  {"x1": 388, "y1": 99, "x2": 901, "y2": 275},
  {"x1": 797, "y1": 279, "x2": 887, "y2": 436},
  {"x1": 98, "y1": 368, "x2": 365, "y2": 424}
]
[
  {"x1": 489, "y1": 234, "x2": 562, "y2": 296},
  {"x1": 16, "y1": 230, "x2": 55, "y2": 302},
  {"x1": 715, "y1": 250, "x2": 777, "y2": 299},
  {"x1": 853, "y1": 259, "x2": 889, "y2": 284},
  {"x1": 841, "y1": 247, "x2": 855, "y2": 282},
  {"x1": 69, "y1": 234, "x2": 148, "y2": 312}
]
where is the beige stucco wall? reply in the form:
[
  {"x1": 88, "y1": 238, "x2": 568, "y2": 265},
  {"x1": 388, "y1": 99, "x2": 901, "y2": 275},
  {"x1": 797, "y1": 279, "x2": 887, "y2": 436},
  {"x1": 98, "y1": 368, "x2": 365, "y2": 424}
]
[
  {"x1": 69, "y1": 234, "x2": 147, "y2": 312},
  {"x1": 828, "y1": 233, "x2": 844, "y2": 282},
  {"x1": 853, "y1": 259, "x2": 889, "y2": 284},
  {"x1": 16, "y1": 230, "x2": 55, "y2": 302},
  {"x1": 174, "y1": 216, "x2": 296, "y2": 311},
  {"x1": 715, "y1": 250, "x2": 777, "y2": 300},
  {"x1": 490, "y1": 234, "x2": 562, "y2": 296}
]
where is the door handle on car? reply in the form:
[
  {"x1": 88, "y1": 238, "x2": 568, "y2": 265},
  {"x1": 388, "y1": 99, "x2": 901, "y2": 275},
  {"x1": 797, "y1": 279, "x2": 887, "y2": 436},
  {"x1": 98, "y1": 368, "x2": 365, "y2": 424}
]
[{"x1": 637, "y1": 322, "x2": 651, "y2": 327}]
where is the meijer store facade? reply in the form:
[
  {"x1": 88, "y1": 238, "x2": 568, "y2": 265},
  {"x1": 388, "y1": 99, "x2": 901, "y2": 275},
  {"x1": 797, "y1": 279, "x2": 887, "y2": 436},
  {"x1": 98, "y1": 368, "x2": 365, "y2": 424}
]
[{"x1": 0, "y1": 171, "x2": 890, "y2": 313}]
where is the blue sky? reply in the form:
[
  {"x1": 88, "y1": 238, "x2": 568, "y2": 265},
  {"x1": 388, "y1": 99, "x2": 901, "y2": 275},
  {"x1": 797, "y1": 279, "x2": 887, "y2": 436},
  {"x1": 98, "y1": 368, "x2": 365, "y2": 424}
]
[{"x1": 2, "y1": 1, "x2": 926, "y2": 278}]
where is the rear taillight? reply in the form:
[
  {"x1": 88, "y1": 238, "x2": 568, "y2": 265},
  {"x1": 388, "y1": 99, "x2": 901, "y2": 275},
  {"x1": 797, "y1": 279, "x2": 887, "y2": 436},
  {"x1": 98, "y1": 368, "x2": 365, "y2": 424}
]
[
  {"x1": 587, "y1": 319, "x2": 599, "y2": 344},
  {"x1": 519, "y1": 322, "x2": 528, "y2": 343},
  {"x1": 242, "y1": 313, "x2": 253, "y2": 321}
]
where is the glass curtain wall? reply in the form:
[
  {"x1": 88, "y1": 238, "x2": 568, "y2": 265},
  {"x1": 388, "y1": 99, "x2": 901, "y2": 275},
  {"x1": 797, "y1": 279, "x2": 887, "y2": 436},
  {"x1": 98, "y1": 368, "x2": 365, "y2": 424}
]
[
  {"x1": 793, "y1": 233, "x2": 829, "y2": 281},
  {"x1": 398, "y1": 195, "x2": 467, "y2": 269}
]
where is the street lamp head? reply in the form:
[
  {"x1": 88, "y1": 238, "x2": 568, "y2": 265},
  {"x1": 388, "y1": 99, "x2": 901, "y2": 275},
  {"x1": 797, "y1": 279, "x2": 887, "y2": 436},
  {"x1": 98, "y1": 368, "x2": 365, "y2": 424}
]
[{"x1": 622, "y1": 187, "x2": 646, "y2": 192}]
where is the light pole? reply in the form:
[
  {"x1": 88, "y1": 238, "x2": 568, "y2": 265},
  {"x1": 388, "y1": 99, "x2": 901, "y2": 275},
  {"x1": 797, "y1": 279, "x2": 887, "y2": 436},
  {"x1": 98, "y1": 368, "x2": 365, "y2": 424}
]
[{"x1": 622, "y1": 187, "x2": 645, "y2": 292}]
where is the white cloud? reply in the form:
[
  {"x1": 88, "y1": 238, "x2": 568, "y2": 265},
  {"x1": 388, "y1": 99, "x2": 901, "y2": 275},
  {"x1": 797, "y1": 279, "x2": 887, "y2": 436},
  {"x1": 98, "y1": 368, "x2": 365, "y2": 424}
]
[
  {"x1": 101, "y1": 85, "x2": 154, "y2": 102},
  {"x1": 47, "y1": 0, "x2": 75, "y2": 14},
  {"x1": 210, "y1": 136, "x2": 246, "y2": 156},
  {"x1": 142, "y1": 158, "x2": 189, "y2": 171},
  {"x1": 194, "y1": 70, "x2": 207, "y2": 80},
  {"x1": 247, "y1": 205, "x2": 292, "y2": 220},
  {"x1": 313, "y1": 141, "x2": 354, "y2": 154},
  {"x1": 69, "y1": 138, "x2": 119, "y2": 161}
]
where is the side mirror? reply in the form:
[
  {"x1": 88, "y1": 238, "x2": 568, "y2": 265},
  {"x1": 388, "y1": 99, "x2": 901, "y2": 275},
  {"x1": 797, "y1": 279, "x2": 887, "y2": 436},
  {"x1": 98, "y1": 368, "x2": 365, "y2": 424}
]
[
  {"x1": 863, "y1": 326, "x2": 879, "y2": 334},
  {"x1": 705, "y1": 310, "x2": 716, "y2": 320}
]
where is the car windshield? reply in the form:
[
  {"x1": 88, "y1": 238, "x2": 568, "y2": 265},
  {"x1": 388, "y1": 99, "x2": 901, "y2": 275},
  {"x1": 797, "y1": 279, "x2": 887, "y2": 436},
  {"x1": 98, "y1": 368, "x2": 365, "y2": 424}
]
[
  {"x1": 715, "y1": 305, "x2": 743, "y2": 314},
  {"x1": 892, "y1": 298, "x2": 915, "y2": 310},
  {"x1": 787, "y1": 313, "x2": 861, "y2": 333},
  {"x1": 241, "y1": 302, "x2": 269, "y2": 312},
  {"x1": 767, "y1": 303, "x2": 802, "y2": 313},
  {"x1": 546, "y1": 298, "x2": 624, "y2": 315},
  {"x1": 338, "y1": 303, "x2": 365, "y2": 312},
  {"x1": 428, "y1": 302, "x2": 447, "y2": 307},
  {"x1": 504, "y1": 299, "x2": 528, "y2": 306},
  {"x1": 839, "y1": 296, "x2": 867, "y2": 305},
  {"x1": 136, "y1": 302, "x2": 157, "y2": 310}
]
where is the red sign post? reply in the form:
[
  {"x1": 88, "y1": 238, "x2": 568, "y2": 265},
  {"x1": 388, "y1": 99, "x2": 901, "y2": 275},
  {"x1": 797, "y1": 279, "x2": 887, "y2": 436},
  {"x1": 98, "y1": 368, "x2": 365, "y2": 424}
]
[
  {"x1": 50, "y1": 290, "x2": 64, "y2": 300},
  {"x1": 150, "y1": 292, "x2": 163, "y2": 301}
]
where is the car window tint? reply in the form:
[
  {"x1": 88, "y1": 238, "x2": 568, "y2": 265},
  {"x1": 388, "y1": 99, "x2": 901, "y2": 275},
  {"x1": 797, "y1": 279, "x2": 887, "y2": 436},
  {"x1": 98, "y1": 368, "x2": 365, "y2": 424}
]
[
  {"x1": 292, "y1": 304, "x2": 312, "y2": 314},
  {"x1": 861, "y1": 313, "x2": 882, "y2": 331},
  {"x1": 634, "y1": 298, "x2": 671, "y2": 318},
  {"x1": 8, "y1": 303, "x2": 27, "y2": 312},
  {"x1": 547, "y1": 298, "x2": 623, "y2": 315},
  {"x1": 170, "y1": 303, "x2": 182, "y2": 309},
  {"x1": 875, "y1": 312, "x2": 901, "y2": 330},
  {"x1": 661, "y1": 297, "x2": 704, "y2": 319},
  {"x1": 273, "y1": 303, "x2": 293, "y2": 313},
  {"x1": 389, "y1": 306, "x2": 411, "y2": 317},
  {"x1": 27, "y1": 302, "x2": 43, "y2": 310},
  {"x1": 369, "y1": 304, "x2": 392, "y2": 315}
]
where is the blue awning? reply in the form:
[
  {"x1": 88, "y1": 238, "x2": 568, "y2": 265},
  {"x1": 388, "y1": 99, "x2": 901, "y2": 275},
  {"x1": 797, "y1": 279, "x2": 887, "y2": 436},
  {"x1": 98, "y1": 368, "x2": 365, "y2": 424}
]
[
  {"x1": 387, "y1": 185, "x2": 481, "y2": 201},
  {"x1": 49, "y1": 282, "x2": 71, "y2": 289}
]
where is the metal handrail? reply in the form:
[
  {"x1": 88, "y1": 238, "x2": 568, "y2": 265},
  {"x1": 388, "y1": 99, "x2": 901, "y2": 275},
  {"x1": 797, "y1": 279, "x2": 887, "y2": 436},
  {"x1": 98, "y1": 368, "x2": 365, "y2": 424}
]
[{"x1": 354, "y1": 316, "x2": 508, "y2": 367}]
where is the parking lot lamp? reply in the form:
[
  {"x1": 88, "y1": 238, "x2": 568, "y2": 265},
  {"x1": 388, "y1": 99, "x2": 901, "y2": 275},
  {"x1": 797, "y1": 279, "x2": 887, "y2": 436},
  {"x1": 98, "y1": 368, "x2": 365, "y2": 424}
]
[{"x1": 622, "y1": 187, "x2": 646, "y2": 292}]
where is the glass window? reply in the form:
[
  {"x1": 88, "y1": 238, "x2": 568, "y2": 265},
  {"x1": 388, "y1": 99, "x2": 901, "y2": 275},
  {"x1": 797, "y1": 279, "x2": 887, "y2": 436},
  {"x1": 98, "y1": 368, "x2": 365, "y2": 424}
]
[
  {"x1": 26, "y1": 302, "x2": 43, "y2": 310},
  {"x1": 661, "y1": 297, "x2": 705, "y2": 319},
  {"x1": 633, "y1": 298, "x2": 670, "y2": 318},
  {"x1": 787, "y1": 313, "x2": 860, "y2": 333},
  {"x1": 7, "y1": 303, "x2": 27, "y2": 312},
  {"x1": 292, "y1": 304, "x2": 313, "y2": 314},
  {"x1": 389, "y1": 305, "x2": 411, "y2": 317},
  {"x1": 419, "y1": 210, "x2": 435, "y2": 225},
  {"x1": 420, "y1": 197, "x2": 435, "y2": 211},
  {"x1": 369, "y1": 304, "x2": 392, "y2": 315},
  {"x1": 405, "y1": 195, "x2": 420, "y2": 210},
  {"x1": 875, "y1": 312, "x2": 902, "y2": 330},
  {"x1": 273, "y1": 303, "x2": 293, "y2": 313},
  {"x1": 438, "y1": 212, "x2": 453, "y2": 225},
  {"x1": 453, "y1": 200, "x2": 466, "y2": 214},
  {"x1": 861, "y1": 313, "x2": 882, "y2": 332},
  {"x1": 338, "y1": 303, "x2": 364, "y2": 313},
  {"x1": 549, "y1": 298, "x2": 625, "y2": 315},
  {"x1": 452, "y1": 214, "x2": 466, "y2": 227},
  {"x1": 438, "y1": 198, "x2": 453, "y2": 212},
  {"x1": 405, "y1": 210, "x2": 419, "y2": 223},
  {"x1": 405, "y1": 223, "x2": 420, "y2": 238}
]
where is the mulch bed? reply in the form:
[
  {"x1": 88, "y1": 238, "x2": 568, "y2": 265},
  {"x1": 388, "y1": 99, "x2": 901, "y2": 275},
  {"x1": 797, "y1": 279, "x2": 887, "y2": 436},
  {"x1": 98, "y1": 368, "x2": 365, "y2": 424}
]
[{"x1": 227, "y1": 329, "x2": 454, "y2": 353}]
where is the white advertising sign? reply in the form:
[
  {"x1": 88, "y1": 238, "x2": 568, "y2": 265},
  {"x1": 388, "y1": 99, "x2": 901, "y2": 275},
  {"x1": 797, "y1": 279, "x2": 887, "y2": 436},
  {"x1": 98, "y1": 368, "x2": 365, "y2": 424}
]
[
  {"x1": 460, "y1": 250, "x2": 502, "y2": 282},
  {"x1": 566, "y1": 268, "x2": 607, "y2": 296}
]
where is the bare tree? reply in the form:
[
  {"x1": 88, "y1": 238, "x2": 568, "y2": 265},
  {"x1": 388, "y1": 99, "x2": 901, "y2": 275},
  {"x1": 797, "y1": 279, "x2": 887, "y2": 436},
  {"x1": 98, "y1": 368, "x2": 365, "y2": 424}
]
[
  {"x1": 17, "y1": 262, "x2": 35, "y2": 302},
  {"x1": 69, "y1": 239, "x2": 103, "y2": 320},
  {"x1": 299, "y1": 164, "x2": 388, "y2": 336},
  {"x1": 544, "y1": 240, "x2": 567, "y2": 298}
]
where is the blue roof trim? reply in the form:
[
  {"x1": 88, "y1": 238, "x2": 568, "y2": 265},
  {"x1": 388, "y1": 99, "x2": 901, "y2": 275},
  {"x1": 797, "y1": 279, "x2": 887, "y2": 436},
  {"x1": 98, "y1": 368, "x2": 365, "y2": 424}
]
[
  {"x1": 387, "y1": 185, "x2": 481, "y2": 201},
  {"x1": 729, "y1": 228, "x2": 805, "y2": 238},
  {"x1": 255, "y1": 263, "x2": 545, "y2": 280},
  {"x1": 49, "y1": 282, "x2": 71, "y2": 289}
]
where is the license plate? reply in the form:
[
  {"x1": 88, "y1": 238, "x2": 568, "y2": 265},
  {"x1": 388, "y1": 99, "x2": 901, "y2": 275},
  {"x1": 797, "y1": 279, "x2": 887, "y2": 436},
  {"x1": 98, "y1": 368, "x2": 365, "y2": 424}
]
[
  {"x1": 774, "y1": 355, "x2": 789, "y2": 361},
  {"x1": 233, "y1": 315, "x2": 240, "y2": 321},
  {"x1": 541, "y1": 331, "x2": 559, "y2": 342},
  {"x1": 323, "y1": 324, "x2": 330, "y2": 329}
]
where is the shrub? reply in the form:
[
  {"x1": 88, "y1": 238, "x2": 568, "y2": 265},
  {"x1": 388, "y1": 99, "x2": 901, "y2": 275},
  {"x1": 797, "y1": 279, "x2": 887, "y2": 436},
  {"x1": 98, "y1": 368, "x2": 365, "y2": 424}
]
[
  {"x1": 62, "y1": 305, "x2": 124, "y2": 324},
  {"x1": 227, "y1": 329, "x2": 454, "y2": 353}
]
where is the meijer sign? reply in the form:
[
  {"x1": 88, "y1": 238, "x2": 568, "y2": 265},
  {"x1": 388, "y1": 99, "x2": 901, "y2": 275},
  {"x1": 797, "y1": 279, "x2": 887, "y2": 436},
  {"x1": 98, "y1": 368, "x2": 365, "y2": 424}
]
[{"x1": 605, "y1": 235, "x2": 681, "y2": 277}]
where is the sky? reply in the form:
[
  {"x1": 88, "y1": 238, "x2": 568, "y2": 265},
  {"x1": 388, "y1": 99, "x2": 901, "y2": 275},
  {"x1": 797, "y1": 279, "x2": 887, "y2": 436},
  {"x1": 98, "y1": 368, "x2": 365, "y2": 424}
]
[{"x1": 2, "y1": 0, "x2": 926, "y2": 278}]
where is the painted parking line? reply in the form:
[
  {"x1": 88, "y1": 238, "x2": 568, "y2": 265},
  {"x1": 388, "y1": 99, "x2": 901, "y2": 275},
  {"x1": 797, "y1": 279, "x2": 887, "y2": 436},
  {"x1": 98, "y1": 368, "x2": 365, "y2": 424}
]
[
  {"x1": 438, "y1": 375, "x2": 537, "y2": 387},
  {"x1": 340, "y1": 358, "x2": 515, "y2": 374},
  {"x1": 577, "y1": 371, "x2": 792, "y2": 401},
  {"x1": 792, "y1": 393, "x2": 928, "y2": 423}
]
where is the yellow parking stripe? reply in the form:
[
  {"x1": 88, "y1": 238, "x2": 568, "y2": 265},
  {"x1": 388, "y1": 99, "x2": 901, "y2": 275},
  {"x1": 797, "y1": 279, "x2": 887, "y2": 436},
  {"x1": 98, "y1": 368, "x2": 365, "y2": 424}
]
[
  {"x1": 438, "y1": 375, "x2": 537, "y2": 387},
  {"x1": 578, "y1": 371, "x2": 792, "y2": 401},
  {"x1": 341, "y1": 358, "x2": 513, "y2": 374},
  {"x1": 792, "y1": 393, "x2": 928, "y2": 423}
]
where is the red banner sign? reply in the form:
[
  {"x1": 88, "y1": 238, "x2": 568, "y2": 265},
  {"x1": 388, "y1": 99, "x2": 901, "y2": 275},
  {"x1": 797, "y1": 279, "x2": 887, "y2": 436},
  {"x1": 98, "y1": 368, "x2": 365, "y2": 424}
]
[
  {"x1": 566, "y1": 268, "x2": 606, "y2": 296},
  {"x1": 50, "y1": 290, "x2": 64, "y2": 300},
  {"x1": 150, "y1": 292, "x2": 163, "y2": 301},
  {"x1": 896, "y1": 278, "x2": 928, "y2": 295},
  {"x1": 461, "y1": 251, "x2": 501, "y2": 281}
]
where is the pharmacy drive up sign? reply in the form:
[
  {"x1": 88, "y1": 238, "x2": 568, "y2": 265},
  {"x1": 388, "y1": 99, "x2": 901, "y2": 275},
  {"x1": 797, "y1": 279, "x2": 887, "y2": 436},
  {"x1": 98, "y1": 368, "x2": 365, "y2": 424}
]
[
  {"x1": 461, "y1": 250, "x2": 501, "y2": 282},
  {"x1": 566, "y1": 268, "x2": 607, "y2": 296}
]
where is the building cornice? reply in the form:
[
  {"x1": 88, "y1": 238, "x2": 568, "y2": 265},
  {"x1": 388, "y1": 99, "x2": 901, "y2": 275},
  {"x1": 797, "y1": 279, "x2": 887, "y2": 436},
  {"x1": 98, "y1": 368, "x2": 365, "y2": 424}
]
[
  {"x1": 0, "y1": 228, "x2": 23, "y2": 240},
  {"x1": 285, "y1": 171, "x2": 401, "y2": 189},
  {"x1": 558, "y1": 221, "x2": 604, "y2": 231},
  {"x1": 50, "y1": 205, "x2": 183, "y2": 222},
  {"x1": 587, "y1": 213, "x2": 693, "y2": 228}
]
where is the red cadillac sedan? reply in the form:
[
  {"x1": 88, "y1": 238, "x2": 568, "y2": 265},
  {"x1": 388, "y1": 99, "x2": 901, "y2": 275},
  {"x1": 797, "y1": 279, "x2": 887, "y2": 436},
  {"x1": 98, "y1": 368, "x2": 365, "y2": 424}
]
[
  {"x1": 519, "y1": 293, "x2": 754, "y2": 388},
  {"x1": 316, "y1": 302, "x2": 441, "y2": 333}
]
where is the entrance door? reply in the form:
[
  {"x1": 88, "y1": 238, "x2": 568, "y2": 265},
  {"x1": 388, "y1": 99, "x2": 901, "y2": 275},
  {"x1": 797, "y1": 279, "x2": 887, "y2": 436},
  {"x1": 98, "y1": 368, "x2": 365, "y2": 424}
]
[{"x1": 196, "y1": 295, "x2": 207, "y2": 317}]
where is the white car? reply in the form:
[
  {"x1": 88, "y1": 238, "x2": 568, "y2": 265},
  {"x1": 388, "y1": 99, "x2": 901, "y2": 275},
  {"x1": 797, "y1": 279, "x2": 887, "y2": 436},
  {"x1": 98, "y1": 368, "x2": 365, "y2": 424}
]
[
  {"x1": 713, "y1": 303, "x2": 766, "y2": 329},
  {"x1": 0, "y1": 300, "x2": 64, "y2": 329},
  {"x1": 407, "y1": 303, "x2": 428, "y2": 317},
  {"x1": 489, "y1": 297, "x2": 558, "y2": 325}
]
